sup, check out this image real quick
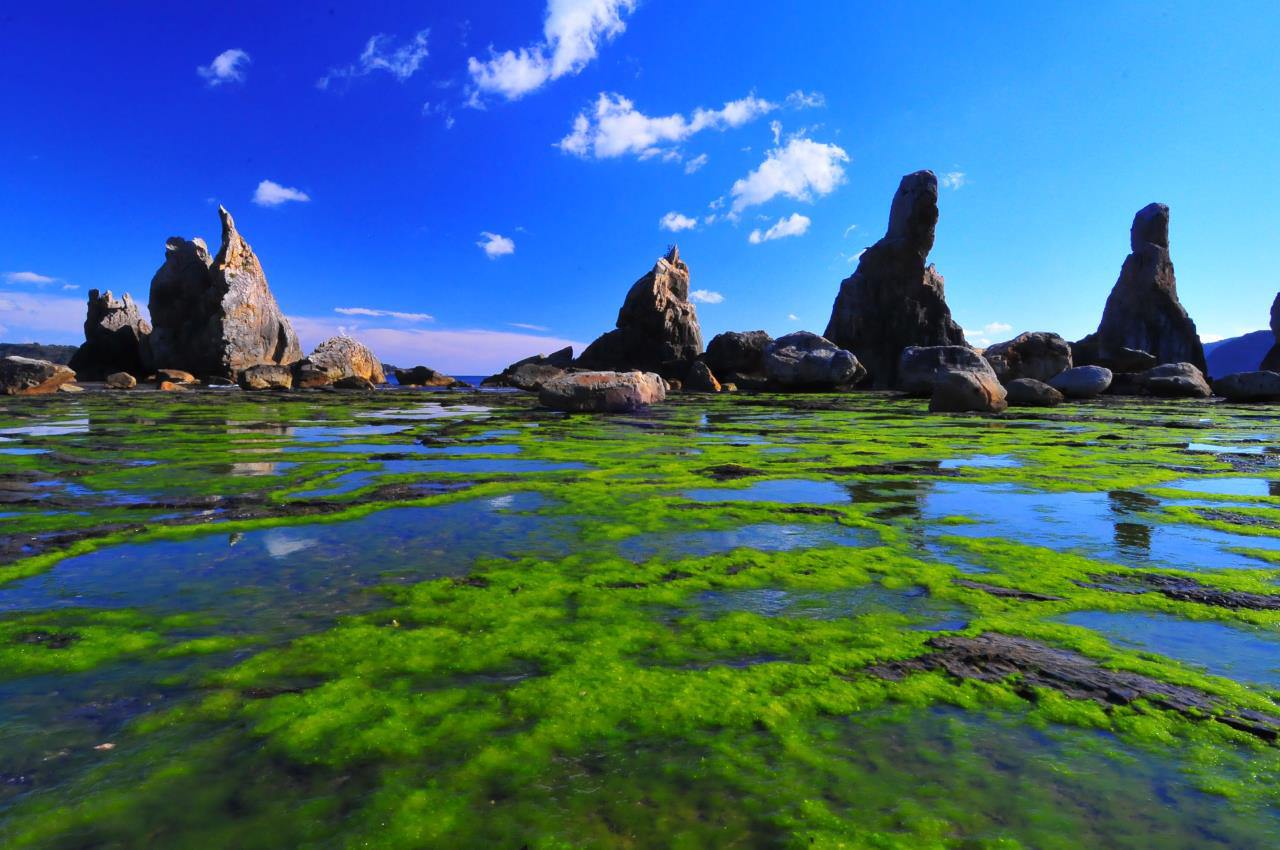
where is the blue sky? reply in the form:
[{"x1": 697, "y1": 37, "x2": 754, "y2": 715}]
[{"x1": 2, "y1": 1, "x2": 1278, "y2": 373}]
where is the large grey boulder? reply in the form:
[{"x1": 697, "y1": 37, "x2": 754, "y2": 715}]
[
  {"x1": 1, "y1": 356, "x2": 76, "y2": 395},
  {"x1": 300, "y1": 336, "x2": 385, "y2": 384},
  {"x1": 1215, "y1": 371, "x2": 1280, "y2": 402},
  {"x1": 929, "y1": 369, "x2": 1008, "y2": 413},
  {"x1": 1050, "y1": 365, "x2": 1113, "y2": 399},
  {"x1": 147, "y1": 207, "x2": 302, "y2": 379},
  {"x1": 898, "y1": 345, "x2": 991, "y2": 396},
  {"x1": 1004, "y1": 378, "x2": 1063, "y2": 407},
  {"x1": 577, "y1": 246, "x2": 703, "y2": 378},
  {"x1": 68, "y1": 289, "x2": 152, "y2": 380},
  {"x1": 825, "y1": 171, "x2": 967, "y2": 387},
  {"x1": 482, "y1": 347, "x2": 572, "y2": 389},
  {"x1": 764, "y1": 332, "x2": 865, "y2": 388},
  {"x1": 1074, "y1": 204, "x2": 1206, "y2": 372},
  {"x1": 1142, "y1": 362, "x2": 1211, "y2": 398},
  {"x1": 702, "y1": 331, "x2": 771, "y2": 382},
  {"x1": 982, "y1": 332, "x2": 1072, "y2": 383},
  {"x1": 538, "y1": 370, "x2": 667, "y2": 413}
]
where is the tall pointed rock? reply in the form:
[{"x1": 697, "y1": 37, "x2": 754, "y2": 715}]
[
  {"x1": 1074, "y1": 203, "x2": 1206, "y2": 372},
  {"x1": 824, "y1": 170, "x2": 966, "y2": 388}
]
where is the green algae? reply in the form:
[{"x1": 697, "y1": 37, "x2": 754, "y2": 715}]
[{"x1": 2, "y1": 390, "x2": 1280, "y2": 846}]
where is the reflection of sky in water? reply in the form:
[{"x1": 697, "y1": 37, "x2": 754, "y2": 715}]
[
  {"x1": 621, "y1": 523, "x2": 876, "y2": 561},
  {"x1": 1162, "y1": 477, "x2": 1279, "y2": 498},
  {"x1": 939, "y1": 454, "x2": 1021, "y2": 469},
  {"x1": 684, "y1": 479, "x2": 849, "y2": 504},
  {"x1": 0, "y1": 418, "x2": 90, "y2": 437},
  {"x1": 291, "y1": 458, "x2": 588, "y2": 498},
  {"x1": 357, "y1": 403, "x2": 491, "y2": 420}
]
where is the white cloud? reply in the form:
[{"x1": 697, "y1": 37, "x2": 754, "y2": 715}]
[
  {"x1": 729, "y1": 138, "x2": 848, "y2": 214},
  {"x1": 690, "y1": 289, "x2": 723, "y2": 304},
  {"x1": 684, "y1": 153, "x2": 708, "y2": 174},
  {"x1": 842, "y1": 224, "x2": 857, "y2": 238},
  {"x1": 3, "y1": 271, "x2": 57, "y2": 286},
  {"x1": 197, "y1": 49, "x2": 250, "y2": 86},
  {"x1": 319, "y1": 30, "x2": 430, "y2": 90},
  {"x1": 558, "y1": 92, "x2": 776, "y2": 160},
  {"x1": 468, "y1": 0, "x2": 636, "y2": 102},
  {"x1": 659, "y1": 211, "x2": 698, "y2": 232},
  {"x1": 787, "y1": 313, "x2": 800, "y2": 321},
  {"x1": 748, "y1": 212, "x2": 811, "y2": 244},
  {"x1": 253, "y1": 180, "x2": 311, "y2": 207},
  {"x1": 769, "y1": 120, "x2": 782, "y2": 145},
  {"x1": 335, "y1": 307, "x2": 434, "y2": 322},
  {"x1": 0, "y1": 290, "x2": 94, "y2": 341},
  {"x1": 290, "y1": 315, "x2": 586, "y2": 374},
  {"x1": 477, "y1": 231, "x2": 515, "y2": 258},
  {"x1": 940, "y1": 171, "x2": 967, "y2": 190},
  {"x1": 962, "y1": 321, "x2": 1014, "y2": 348},
  {"x1": 785, "y1": 90, "x2": 826, "y2": 109},
  {"x1": 508, "y1": 322, "x2": 550, "y2": 332}
]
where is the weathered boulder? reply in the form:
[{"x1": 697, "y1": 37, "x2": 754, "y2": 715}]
[
  {"x1": 334, "y1": 376, "x2": 375, "y2": 390},
  {"x1": 155, "y1": 368, "x2": 197, "y2": 385},
  {"x1": 825, "y1": 171, "x2": 967, "y2": 387},
  {"x1": 394, "y1": 366, "x2": 466, "y2": 387},
  {"x1": 239, "y1": 364, "x2": 293, "y2": 391},
  {"x1": 1074, "y1": 204, "x2": 1206, "y2": 372},
  {"x1": 294, "y1": 364, "x2": 334, "y2": 389},
  {"x1": 1215, "y1": 371, "x2": 1280, "y2": 402},
  {"x1": 982, "y1": 332, "x2": 1071, "y2": 383},
  {"x1": 67, "y1": 289, "x2": 152, "y2": 380},
  {"x1": 301, "y1": 337, "x2": 385, "y2": 384},
  {"x1": 764, "y1": 332, "x2": 865, "y2": 389},
  {"x1": 1142, "y1": 362, "x2": 1211, "y2": 398},
  {"x1": 929, "y1": 369, "x2": 1008, "y2": 413},
  {"x1": 702, "y1": 331, "x2": 771, "y2": 380},
  {"x1": 577, "y1": 246, "x2": 702, "y2": 377},
  {"x1": 105, "y1": 372, "x2": 137, "y2": 389},
  {"x1": 1049, "y1": 365, "x2": 1113, "y2": 399},
  {"x1": 538, "y1": 370, "x2": 667, "y2": 413},
  {"x1": 898, "y1": 345, "x2": 991, "y2": 396},
  {"x1": 147, "y1": 207, "x2": 302, "y2": 379},
  {"x1": 57, "y1": 383, "x2": 84, "y2": 393},
  {"x1": 158, "y1": 380, "x2": 188, "y2": 392},
  {"x1": 684, "y1": 361, "x2": 722, "y2": 393},
  {"x1": 1004, "y1": 378, "x2": 1064, "y2": 407},
  {"x1": 0, "y1": 357, "x2": 76, "y2": 395},
  {"x1": 483, "y1": 347, "x2": 573, "y2": 389}
]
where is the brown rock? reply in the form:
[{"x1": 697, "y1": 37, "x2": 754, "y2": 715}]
[
  {"x1": 156, "y1": 369, "x2": 197, "y2": 385},
  {"x1": 538, "y1": 370, "x2": 667, "y2": 413},
  {"x1": 1004, "y1": 378, "x2": 1063, "y2": 407},
  {"x1": 239, "y1": 364, "x2": 294, "y2": 391},
  {"x1": 293, "y1": 364, "x2": 335, "y2": 389},
  {"x1": 394, "y1": 366, "x2": 465, "y2": 387},
  {"x1": 1215, "y1": 370, "x2": 1280, "y2": 402},
  {"x1": 334, "y1": 376, "x2": 375, "y2": 390},
  {"x1": 105, "y1": 372, "x2": 137, "y2": 389},
  {"x1": 0, "y1": 357, "x2": 77, "y2": 395},
  {"x1": 158, "y1": 380, "x2": 188, "y2": 392},
  {"x1": 301, "y1": 337, "x2": 385, "y2": 384},
  {"x1": 1142, "y1": 362, "x2": 1211, "y2": 398},
  {"x1": 684, "y1": 361, "x2": 721, "y2": 392},
  {"x1": 928, "y1": 369, "x2": 1008, "y2": 413},
  {"x1": 898, "y1": 345, "x2": 991, "y2": 396}
]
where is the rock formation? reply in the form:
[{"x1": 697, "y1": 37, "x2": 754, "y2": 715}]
[
  {"x1": 1, "y1": 356, "x2": 76, "y2": 395},
  {"x1": 1074, "y1": 204, "x2": 1206, "y2": 372},
  {"x1": 67, "y1": 290, "x2": 152, "y2": 380},
  {"x1": 301, "y1": 336, "x2": 385, "y2": 384},
  {"x1": 1049, "y1": 365, "x2": 1113, "y2": 399},
  {"x1": 394, "y1": 366, "x2": 467, "y2": 388},
  {"x1": 898, "y1": 346, "x2": 992, "y2": 397},
  {"x1": 1004, "y1": 378, "x2": 1063, "y2": 407},
  {"x1": 538, "y1": 370, "x2": 667, "y2": 413},
  {"x1": 763, "y1": 332, "x2": 864, "y2": 388},
  {"x1": 1141, "y1": 362, "x2": 1211, "y2": 398},
  {"x1": 1260, "y1": 294, "x2": 1280, "y2": 371},
  {"x1": 147, "y1": 206, "x2": 302, "y2": 378},
  {"x1": 702, "y1": 331, "x2": 771, "y2": 387},
  {"x1": 982, "y1": 332, "x2": 1071, "y2": 384},
  {"x1": 825, "y1": 170, "x2": 967, "y2": 388},
  {"x1": 239, "y1": 364, "x2": 294, "y2": 391},
  {"x1": 1216, "y1": 371, "x2": 1280, "y2": 402},
  {"x1": 482, "y1": 347, "x2": 573, "y2": 390},
  {"x1": 577, "y1": 246, "x2": 703, "y2": 378},
  {"x1": 929, "y1": 369, "x2": 1008, "y2": 413},
  {"x1": 684, "y1": 361, "x2": 722, "y2": 393}
]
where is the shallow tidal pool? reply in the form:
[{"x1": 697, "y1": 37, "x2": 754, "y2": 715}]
[{"x1": 1, "y1": 389, "x2": 1280, "y2": 848}]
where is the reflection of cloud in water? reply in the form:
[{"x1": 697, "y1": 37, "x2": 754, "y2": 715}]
[
  {"x1": 263, "y1": 531, "x2": 317, "y2": 559},
  {"x1": 488, "y1": 495, "x2": 516, "y2": 509}
]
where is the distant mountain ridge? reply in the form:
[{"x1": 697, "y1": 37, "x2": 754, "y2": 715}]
[
  {"x1": 0, "y1": 342, "x2": 77, "y2": 364},
  {"x1": 1203, "y1": 331, "x2": 1272, "y2": 379}
]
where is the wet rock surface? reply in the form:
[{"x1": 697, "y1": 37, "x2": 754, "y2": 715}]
[{"x1": 1082, "y1": 573, "x2": 1280, "y2": 611}]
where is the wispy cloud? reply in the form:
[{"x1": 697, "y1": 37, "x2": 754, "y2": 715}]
[
  {"x1": 3, "y1": 271, "x2": 58, "y2": 286},
  {"x1": 335, "y1": 307, "x2": 434, "y2": 322},
  {"x1": 253, "y1": 180, "x2": 311, "y2": 207},
  {"x1": 197, "y1": 49, "x2": 250, "y2": 86},
  {"x1": 508, "y1": 322, "x2": 550, "y2": 332},
  {"x1": 787, "y1": 313, "x2": 800, "y2": 321},
  {"x1": 318, "y1": 30, "x2": 430, "y2": 90},
  {"x1": 690, "y1": 289, "x2": 724, "y2": 304},
  {"x1": 477, "y1": 231, "x2": 515, "y2": 259},
  {"x1": 684, "y1": 153, "x2": 709, "y2": 174},
  {"x1": 0, "y1": 290, "x2": 92, "y2": 341},
  {"x1": 729, "y1": 137, "x2": 848, "y2": 215},
  {"x1": 659, "y1": 212, "x2": 698, "y2": 232},
  {"x1": 748, "y1": 212, "x2": 811, "y2": 244},
  {"x1": 940, "y1": 171, "x2": 966, "y2": 190},
  {"x1": 467, "y1": 0, "x2": 636, "y2": 103},
  {"x1": 962, "y1": 321, "x2": 1013, "y2": 347},
  {"x1": 785, "y1": 90, "x2": 826, "y2": 109},
  {"x1": 558, "y1": 92, "x2": 776, "y2": 161}
]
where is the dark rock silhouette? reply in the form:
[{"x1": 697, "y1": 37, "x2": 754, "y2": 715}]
[
  {"x1": 1, "y1": 356, "x2": 76, "y2": 395},
  {"x1": 1216, "y1": 371, "x2": 1280, "y2": 402},
  {"x1": 764, "y1": 332, "x2": 864, "y2": 388},
  {"x1": 147, "y1": 207, "x2": 302, "y2": 378},
  {"x1": 483, "y1": 347, "x2": 573, "y2": 389},
  {"x1": 1261, "y1": 295, "x2": 1280, "y2": 371},
  {"x1": 68, "y1": 289, "x2": 152, "y2": 380},
  {"x1": 898, "y1": 345, "x2": 991, "y2": 396},
  {"x1": 982, "y1": 332, "x2": 1071, "y2": 383},
  {"x1": 578, "y1": 246, "x2": 703, "y2": 378},
  {"x1": 1074, "y1": 204, "x2": 1206, "y2": 372},
  {"x1": 0, "y1": 343, "x2": 76, "y2": 364},
  {"x1": 825, "y1": 170, "x2": 966, "y2": 388}
]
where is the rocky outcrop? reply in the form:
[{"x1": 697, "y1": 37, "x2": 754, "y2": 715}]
[
  {"x1": 577, "y1": 246, "x2": 702, "y2": 378},
  {"x1": 1074, "y1": 204, "x2": 1206, "y2": 372},
  {"x1": 764, "y1": 332, "x2": 864, "y2": 389},
  {"x1": 825, "y1": 171, "x2": 967, "y2": 387},
  {"x1": 898, "y1": 346, "x2": 991, "y2": 396},
  {"x1": 482, "y1": 347, "x2": 572, "y2": 390},
  {"x1": 929, "y1": 369, "x2": 1008, "y2": 413},
  {"x1": 684, "y1": 361, "x2": 721, "y2": 393},
  {"x1": 1215, "y1": 371, "x2": 1280, "y2": 402},
  {"x1": 0, "y1": 356, "x2": 76, "y2": 395},
  {"x1": 1004, "y1": 378, "x2": 1063, "y2": 407},
  {"x1": 1261, "y1": 294, "x2": 1280, "y2": 371},
  {"x1": 1049, "y1": 365, "x2": 1113, "y2": 399},
  {"x1": 239, "y1": 364, "x2": 293, "y2": 391},
  {"x1": 538, "y1": 370, "x2": 667, "y2": 413},
  {"x1": 1142, "y1": 362, "x2": 1211, "y2": 398},
  {"x1": 67, "y1": 290, "x2": 152, "y2": 380},
  {"x1": 300, "y1": 336, "x2": 385, "y2": 384},
  {"x1": 147, "y1": 207, "x2": 302, "y2": 379},
  {"x1": 982, "y1": 332, "x2": 1071, "y2": 383},
  {"x1": 394, "y1": 366, "x2": 467, "y2": 388},
  {"x1": 702, "y1": 331, "x2": 771, "y2": 387},
  {"x1": 155, "y1": 368, "x2": 197, "y2": 385}
]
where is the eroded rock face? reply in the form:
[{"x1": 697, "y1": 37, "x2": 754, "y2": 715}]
[
  {"x1": 898, "y1": 345, "x2": 991, "y2": 397},
  {"x1": 1074, "y1": 204, "x2": 1206, "y2": 372},
  {"x1": 147, "y1": 207, "x2": 302, "y2": 379},
  {"x1": 68, "y1": 290, "x2": 152, "y2": 380},
  {"x1": 0, "y1": 356, "x2": 76, "y2": 395},
  {"x1": 825, "y1": 171, "x2": 967, "y2": 387},
  {"x1": 538, "y1": 370, "x2": 667, "y2": 413},
  {"x1": 1049, "y1": 365, "x2": 1113, "y2": 399},
  {"x1": 684, "y1": 361, "x2": 721, "y2": 393},
  {"x1": 929, "y1": 369, "x2": 1008, "y2": 413},
  {"x1": 1004, "y1": 378, "x2": 1063, "y2": 407},
  {"x1": 764, "y1": 332, "x2": 864, "y2": 388},
  {"x1": 1142, "y1": 362, "x2": 1211, "y2": 398},
  {"x1": 1215, "y1": 371, "x2": 1280, "y2": 402},
  {"x1": 577, "y1": 246, "x2": 702, "y2": 377},
  {"x1": 239, "y1": 364, "x2": 293, "y2": 391},
  {"x1": 302, "y1": 336, "x2": 385, "y2": 384},
  {"x1": 982, "y1": 332, "x2": 1071, "y2": 383}
]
